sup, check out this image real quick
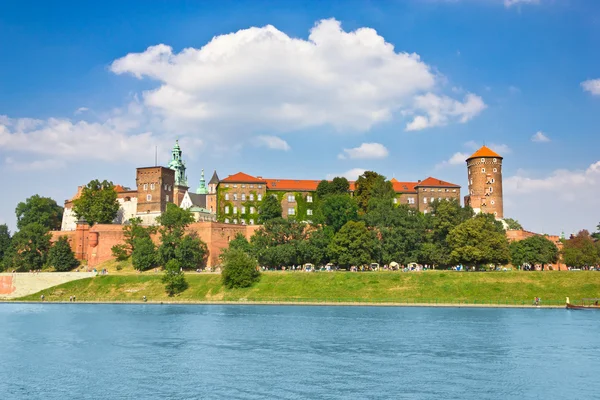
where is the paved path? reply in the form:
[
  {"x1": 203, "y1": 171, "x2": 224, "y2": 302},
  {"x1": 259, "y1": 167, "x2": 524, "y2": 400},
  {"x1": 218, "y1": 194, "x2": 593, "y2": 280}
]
[{"x1": 0, "y1": 272, "x2": 96, "y2": 299}]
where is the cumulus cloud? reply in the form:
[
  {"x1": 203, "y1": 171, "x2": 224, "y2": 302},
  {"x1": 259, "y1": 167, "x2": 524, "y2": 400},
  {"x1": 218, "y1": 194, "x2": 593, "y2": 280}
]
[
  {"x1": 255, "y1": 135, "x2": 290, "y2": 151},
  {"x1": 405, "y1": 93, "x2": 486, "y2": 131},
  {"x1": 435, "y1": 152, "x2": 470, "y2": 169},
  {"x1": 74, "y1": 107, "x2": 89, "y2": 115},
  {"x1": 531, "y1": 131, "x2": 550, "y2": 143},
  {"x1": 581, "y1": 79, "x2": 600, "y2": 95},
  {"x1": 338, "y1": 143, "x2": 388, "y2": 159},
  {"x1": 326, "y1": 168, "x2": 366, "y2": 180},
  {"x1": 4, "y1": 157, "x2": 66, "y2": 171}
]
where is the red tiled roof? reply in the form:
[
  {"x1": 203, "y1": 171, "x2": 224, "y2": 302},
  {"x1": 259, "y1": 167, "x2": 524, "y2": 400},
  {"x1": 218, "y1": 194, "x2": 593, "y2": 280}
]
[
  {"x1": 467, "y1": 145, "x2": 502, "y2": 160},
  {"x1": 415, "y1": 177, "x2": 461, "y2": 188},
  {"x1": 264, "y1": 179, "x2": 322, "y2": 192},
  {"x1": 221, "y1": 172, "x2": 267, "y2": 183},
  {"x1": 392, "y1": 181, "x2": 417, "y2": 193}
]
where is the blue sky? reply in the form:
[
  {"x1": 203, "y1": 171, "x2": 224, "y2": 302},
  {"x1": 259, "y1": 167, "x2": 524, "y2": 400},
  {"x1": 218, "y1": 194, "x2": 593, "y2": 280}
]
[{"x1": 1, "y1": 0, "x2": 599, "y2": 235}]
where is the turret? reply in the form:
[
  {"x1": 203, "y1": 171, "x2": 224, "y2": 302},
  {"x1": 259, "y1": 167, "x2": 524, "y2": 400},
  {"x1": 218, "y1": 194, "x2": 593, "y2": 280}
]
[{"x1": 465, "y1": 145, "x2": 504, "y2": 219}]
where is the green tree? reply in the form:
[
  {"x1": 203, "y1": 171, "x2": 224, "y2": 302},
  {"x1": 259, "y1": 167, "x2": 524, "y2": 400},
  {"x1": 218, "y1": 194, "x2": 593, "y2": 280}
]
[
  {"x1": 446, "y1": 214, "x2": 510, "y2": 268},
  {"x1": 258, "y1": 194, "x2": 282, "y2": 222},
  {"x1": 47, "y1": 236, "x2": 79, "y2": 271},
  {"x1": 330, "y1": 177, "x2": 350, "y2": 195},
  {"x1": 176, "y1": 232, "x2": 208, "y2": 270},
  {"x1": 111, "y1": 244, "x2": 130, "y2": 261},
  {"x1": 227, "y1": 233, "x2": 253, "y2": 255},
  {"x1": 320, "y1": 194, "x2": 359, "y2": 232},
  {"x1": 0, "y1": 224, "x2": 11, "y2": 270},
  {"x1": 162, "y1": 259, "x2": 188, "y2": 296},
  {"x1": 4, "y1": 223, "x2": 52, "y2": 271},
  {"x1": 504, "y1": 218, "x2": 523, "y2": 230},
  {"x1": 562, "y1": 230, "x2": 599, "y2": 268},
  {"x1": 329, "y1": 221, "x2": 377, "y2": 267},
  {"x1": 250, "y1": 218, "x2": 306, "y2": 267},
  {"x1": 131, "y1": 237, "x2": 159, "y2": 271},
  {"x1": 298, "y1": 226, "x2": 333, "y2": 265},
  {"x1": 315, "y1": 180, "x2": 331, "y2": 198},
  {"x1": 15, "y1": 195, "x2": 63, "y2": 231},
  {"x1": 156, "y1": 203, "x2": 195, "y2": 266},
  {"x1": 124, "y1": 217, "x2": 156, "y2": 252},
  {"x1": 221, "y1": 248, "x2": 261, "y2": 289},
  {"x1": 378, "y1": 206, "x2": 426, "y2": 265},
  {"x1": 72, "y1": 180, "x2": 120, "y2": 226},
  {"x1": 354, "y1": 171, "x2": 387, "y2": 213},
  {"x1": 592, "y1": 223, "x2": 600, "y2": 241},
  {"x1": 509, "y1": 235, "x2": 559, "y2": 270}
]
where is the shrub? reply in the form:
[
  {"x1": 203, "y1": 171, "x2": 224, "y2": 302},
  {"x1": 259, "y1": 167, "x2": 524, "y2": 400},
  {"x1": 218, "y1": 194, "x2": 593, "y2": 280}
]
[
  {"x1": 47, "y1": 236, "x2": 80, "y2": 271},
  {"x1": 162, "y1": 259, "x2": 188, "y2": 296},
  {"x1": 131, "y1": 237, "x2": 158, "y2": 271},
  {"x1": 221, "y1": 249, "x2": 261, "y2": 289},
  {"x1": 111, "y1": 244, "x2": 130, "y2": 261}
]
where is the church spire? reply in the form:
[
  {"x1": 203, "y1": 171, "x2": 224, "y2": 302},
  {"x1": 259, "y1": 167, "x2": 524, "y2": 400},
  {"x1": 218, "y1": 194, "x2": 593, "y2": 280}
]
[
  {"x1": 196, "y1": 169, "x2": 208, "y2": 194},
  {"x1": 168, "y1": 140, "x2": 188, "y2": 186}
]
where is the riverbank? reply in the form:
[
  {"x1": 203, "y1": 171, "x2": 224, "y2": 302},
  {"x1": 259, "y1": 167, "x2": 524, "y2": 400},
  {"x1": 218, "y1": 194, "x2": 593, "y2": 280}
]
[{"x1": 9, "y1": 270, "x2": 599, "y2": 306}]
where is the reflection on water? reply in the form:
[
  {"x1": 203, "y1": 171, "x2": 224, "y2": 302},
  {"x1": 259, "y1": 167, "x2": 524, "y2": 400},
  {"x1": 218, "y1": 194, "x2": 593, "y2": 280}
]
[{"x1": 0, "y1": 304, "x2": 599, "y2": 399}]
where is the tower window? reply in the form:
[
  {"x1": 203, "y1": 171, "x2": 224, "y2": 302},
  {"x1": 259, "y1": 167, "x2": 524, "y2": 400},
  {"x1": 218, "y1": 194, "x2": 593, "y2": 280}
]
[
  {"x1": 143, "y1": 184, "x2": 148, "y2": 191},
  {"x1": 146, "y1": 194, "x2": 152, "y2": 201},
  {"x1": 491, "y1": 200, "x2": 495, "y2": 205},
  {"x1": 481, "y1": 168, "x2": 486, "y2": 173},
  {"x1": 493, "y1": 168, "x2": 498, "y2": 173},
  {"x1": 481, "y1": 158, "x2": 485, "y2": 162},
  {"x1": 166, "y1": 195, "x2": 169, "y2": 202},
  {"x1": 489, "y1": 187, "x2": 493, "y2": 193},
  {"x1": 150, "y1": 183, "x2": 155, "y2": 190}
]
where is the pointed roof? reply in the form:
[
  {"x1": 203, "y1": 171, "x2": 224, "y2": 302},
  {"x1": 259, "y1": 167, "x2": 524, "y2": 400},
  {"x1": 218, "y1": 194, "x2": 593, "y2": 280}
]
[
  {"x1": 415, "y1": 177, "x2": 460, "y2": 188},
  {"x1": 220, "y1": 172, "x2": 266, "y2": 183},
  {"x1": 209, "y1": 170, "x2": 220, "y2": 185},
  {"x1": 467, "y1": 145, "x2": 503, "y2": 161}
]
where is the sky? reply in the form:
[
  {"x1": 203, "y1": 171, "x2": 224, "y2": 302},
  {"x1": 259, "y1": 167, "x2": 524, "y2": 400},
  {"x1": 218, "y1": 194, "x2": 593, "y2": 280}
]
[{"x1": 1, "y1": 0, "x2": 599, "y2": 235}]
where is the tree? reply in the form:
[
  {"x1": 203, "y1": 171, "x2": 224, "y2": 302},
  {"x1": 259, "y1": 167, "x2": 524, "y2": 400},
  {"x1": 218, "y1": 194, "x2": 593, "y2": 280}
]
[
  {"x1": 562, "y1": 230, "x2": 599, "y2": 268},
  {"x1": 446, "y1": 214, "x2": 510, "y2": 268},
  {"x1": 330, "y1": 177, "x2": 350, "y2": 195},
  {"x1": 175, "y1": 232, "x2": 208, "y2": 270},
  {"x1": 221, "y1": 248, "x2": 261, "y2": 289},
  {"x1": 0, "y1": 224, "x2": 11, "y2": 270},
  {"x1": 15, "y1": 195, "x2": 63, "y2": 231},
  {"x1": 510, "y1": 235, "x2": 559, "y2": 269},
  {"x1": 504, "y1": 218, "x2": 523, "y2": 231},
  {"x1": 4, "y1": 223, "x2": 51, "y2": 271},
  {"x1": 162, "y1": 259, "x2": 188, "y2": 296},
  {"x1": 258, "y1": 194, "x2": 282, "y2": 222},
  {"x1": 47, "y1": 236, "x2": 79, "y2": 271},
  {"x1": 250, "y1": 218, "x2": 306, "y2": 267},
  {"x1": 354, "y1": 171, "x2": 388, "y2": 213},
  {"x1": 124, "y1": 217, "x2": 156, "y2": 252},
  {"x1": 298, "y1": 226, "x2": 333, "y2": 265},
  {"x1": 131, "y1": 237, "x2": 159, "y2": 271},
  {"x1": 156, "y1": 203, "x2": 194, "y2": 266},
  {"x1": 315, "y1": 180, "x2": 331, "y2": 199},
  {"x1": 320, "y1": 194, "x2": 359, "y2": 232},
  {"x1": 592, "y1": 223, "x2": 600, "y2": 241},
  {"x1": 72, "y1": 180, "x2": 120, "y2": 226},
  {"x1": 329, "y1": 221, "x2": 377, "y2": 267}
]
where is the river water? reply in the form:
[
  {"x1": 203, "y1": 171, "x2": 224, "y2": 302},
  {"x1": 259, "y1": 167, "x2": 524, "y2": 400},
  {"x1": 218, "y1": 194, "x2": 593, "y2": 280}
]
[{"x1": 0, "y1": 304, "x2": 599, "y2": 399}]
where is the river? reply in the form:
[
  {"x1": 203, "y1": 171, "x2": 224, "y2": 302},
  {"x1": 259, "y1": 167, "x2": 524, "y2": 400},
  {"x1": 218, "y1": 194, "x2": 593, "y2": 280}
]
[{"x1": 1, "y1": 304, "x2": 598, "y2": 399}]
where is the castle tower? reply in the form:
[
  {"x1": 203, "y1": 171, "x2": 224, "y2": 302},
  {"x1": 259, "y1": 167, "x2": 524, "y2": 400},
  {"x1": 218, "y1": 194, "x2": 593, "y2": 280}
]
[
  {"x1": 167, "y1": 140, "x2": 189, "y2": 206},
  {"x1": 135, "y1": 166, "x2": 175, "y2": 224},
  {"x1": 465, "y1": 145, "x2": 503, "y2": 219},
  {"x1": 206, "y1": 170, "x2": 219, "y2": 214},
  {"x1": 196, "y1": 169, "x2": 209, "y2": 195}
]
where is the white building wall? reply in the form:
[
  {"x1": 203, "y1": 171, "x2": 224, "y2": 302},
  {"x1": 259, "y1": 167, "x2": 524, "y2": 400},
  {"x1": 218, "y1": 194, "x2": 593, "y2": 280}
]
[
  {"x1": 61, "y1": 197, "x2": 140, "y2": 231},
  {"x1": 61, "y1": 207, "x2": 77, "y2": 231}
]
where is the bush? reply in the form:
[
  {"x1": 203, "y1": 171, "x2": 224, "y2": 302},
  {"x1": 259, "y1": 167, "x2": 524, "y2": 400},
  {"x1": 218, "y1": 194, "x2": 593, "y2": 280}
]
[
  {"x1": 47, "y1": 236, "x2": 80, "y2": 271},
  {"x1": 221, "y1": 249, "x2": 261, "y2": 289},
  {"x1": 131, "y1": 237, "x2": 158, "y2": 271},
  {"x1": 162, "y1": 259, "x2": 188, "y2": 296},
  {"x1": 111, "y1": 244, "x2": 130, "y2": 261}
]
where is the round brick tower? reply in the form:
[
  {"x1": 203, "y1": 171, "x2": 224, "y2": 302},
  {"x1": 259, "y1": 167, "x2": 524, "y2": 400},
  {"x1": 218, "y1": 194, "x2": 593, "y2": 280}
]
[{"x1": 465, "y1": 146, "x2": 503, "y2": 219}]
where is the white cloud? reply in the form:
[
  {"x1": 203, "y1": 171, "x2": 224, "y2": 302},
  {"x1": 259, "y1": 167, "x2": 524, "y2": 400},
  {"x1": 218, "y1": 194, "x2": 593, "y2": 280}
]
[
  {"x1": 531, "y1": 131, "x2": 550, "y2": 143},
  {"x1": 74, "y1": 107, "x2": 89, "y2": 115},
  {"x1": 504, "y1": 0, "x2": 540, "y2": 7},
  {"x1": 504, "y1": 161, "x2": 600, "y2": 233},
  {"x1": 326, "y1": 168, "x2": 366, "y2": 180},
  {"x1": 255, "y1": 135, "x2": 290, "y2": 151},
  {"x1": 581, "y1": 79, "x2": 600, "y2": 95},
  {"x1": 338, "y1": 143, "x2": 388, "y2": 160},
  {"x1": 405, "y1": 93, "x2": 486, "y2": 131},
  {"x1": 4, "y1": 157, "x2": 66, "y2": 171},
  {"x1": 435, "y1": 152, "x2": 470, "y2": 169}
]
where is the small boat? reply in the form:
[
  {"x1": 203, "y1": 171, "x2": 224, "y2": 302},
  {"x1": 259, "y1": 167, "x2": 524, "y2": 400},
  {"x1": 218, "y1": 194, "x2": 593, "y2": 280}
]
[{"x1": 566, "y1": 297, "x2": 600, "y2": 310}]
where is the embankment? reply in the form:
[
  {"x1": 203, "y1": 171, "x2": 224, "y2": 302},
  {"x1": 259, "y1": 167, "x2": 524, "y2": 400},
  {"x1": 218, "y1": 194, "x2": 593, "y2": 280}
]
[{"x1": 0, "y1": 272, "x2": 97, "y2": 299}]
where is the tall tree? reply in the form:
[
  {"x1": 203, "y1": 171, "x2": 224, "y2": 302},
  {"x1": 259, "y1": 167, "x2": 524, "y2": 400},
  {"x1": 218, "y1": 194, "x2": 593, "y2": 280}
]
[
  {"x1": 446, "y1": 214, "x2": 510, "y2": 268},
  {"x1": 503, "y1": 218, "x2": 523, "y2": 230},
  {"x1": 258, "y1": 194, "x2": 282, "y2": 222},
  {"x1": 562, "y1": 230, "x2": 599, "y2": 268},
  {"x1": 0, "y1": 224, "x2": 11, "y2": 268},
  {"x1": 47, "y1": 236, "x2": 80, "y2": 271},
  {"x1": 298, "y1": 226, "x2": 333, "y2": 265},
  {"x1": 315, "y1": 180, "x2": 331, "y2": 198},
  {"x1": 320, "y1": 194, "x2": 359, "y2": 232},
  {"x1": 15, "y1": 195, "x2": 63, "y2": 231},
  {"x1": 509, "y1": 235, "x2": 559, "y2": 269},
  {"x1": 378, "y1": 205, "x2": 426, "y2": 264},
  {"x1": 354, "y1": 171, "x2": 387, "y2": 213},
  {"x1": 330, "y1": 177, "x2": 350, "y2": 195},
  {"x1": 328, "y1": 221, "x2": 377, "y2": 267},
  {"x1": 131, "y1": 237, "x2": 159, "y2": 271},
  {"x1": 592, "y1": 223, "x2": 600, "y2": 241},
  {"x1": 72, "y1": 180, "x2": 120, "y2": 226},
  {"x1": 156, "y1": 203, "x2": 195, "y2": 266},
  {"x1": 175, "y1": 232, "x2": 208, "y2": 270},
  {"x1": 4, "y1": 223, "x2": 52, "y2": 271},
  {"x1": 250, "y1": 218, "x2": 305, "y2": 267},
  {"x1": 162, "y1": 259, "x2": 188, "y2": 296}
]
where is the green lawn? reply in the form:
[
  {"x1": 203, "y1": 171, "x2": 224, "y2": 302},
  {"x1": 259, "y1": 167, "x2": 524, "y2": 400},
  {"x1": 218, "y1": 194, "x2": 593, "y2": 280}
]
[{"x1": 16, "y1": 270, "x2": 600, "y2": 305}]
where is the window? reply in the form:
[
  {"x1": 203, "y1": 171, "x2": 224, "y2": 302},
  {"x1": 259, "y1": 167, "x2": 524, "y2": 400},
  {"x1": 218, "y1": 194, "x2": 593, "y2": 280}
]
[
  {"x1": 233, "y1": 206, "x2": 237, "y2": 214},
  {"x1": 430, "y1": 197, "x2": 434, "y2": 203},
  {"x1": 307, "y1": 209, "x2": 313, "y2": 216},
  {"x1": 241, "y1": 184, "x2": 246, "y2": 188},
  {"x1": 408, "y1": 198, "x2": 415, "y2": 205},
  {"x1": 258, "y1": 194, "x2": 263, "y2": 201},
  {"x1": 225, "y1": 206, "x2": 230, "y2": 214},
  {"x1": 249, "y1": 194, "x2": 254, "y2": 201},
  {"x1": 258, "y1": 185, "x2": 263, "y2": 189},
  {"x1": 494, "y1": 212, "x2": 498, "y2": 216},
  {"x1": 250, "y1": 185, "x2": 254, "y2": 188},
  {"x1": 233, "y1": 219, "x2": 237, "y2": 224},
  {"x1": 241, "y1": 206, "x2": 246, "y2": 214},
  {"x1": 146, "y1": 194, "x2": 152, "y2": 201},
  {"x1": 233, "y1": 184, "x2": 238, "y2": 188},
  {"x1": 233, "y1": 194, "x2": 238, "y2": 201},
  {"x1": 225, "y1": 184, "x2": 229, "y2": 188},
  {"x1": 169, "y1": 185, "x2": 172, "y2": 191},
  {"x1": 287, "y1": 195, "x2": 295, "y2": 202},
  {"x1": 241, "y1": 194, "x2": 246, "y2": 201},
  {"x1": 424, "y1": 198, "x2": 428, "y2": 204},
  {"x1": 493, "y1": 158, "x2": 497, "y2": 163},
  {"x1": 307, "y1": 195, "x2": 313, "y2": 203},
  {"x1": 491, "y1": 200, "x2": 495, "y2": 205},
  {"x1": 225, "y1": 194, "x2": 229, "y2": 201},
  {"x1": 491, "y1": 178, "x2": 495, "y2": 183},
  {"x1": 288, "y1": 208, "x2": 295, "y2": 215},
  {"x1": 250, "y1": 206, "x2": 255, "y2": 214},
  {"x1": 489, "y1": 187, "x2": 493, "y2": 193},
  {"x1": 493, "y1": 168, "x2": 498, "y2": 173},
  {"x1": 166, "y1": 195, "x2": 169, "y2": 202},
  {"x1": 393, "y1": 198, "x2": 398, "y2": 204},
  {"x1": 225, "y1": 218, "x2": 229, "y2": 224},
  {"x1": 469, "y1": 170, "x2": 471, "y2": 175},
  {"x1": 438, "y1": 198, "x2": 442, "y2": 202},
  {"x1": 143, "y1": 184, "x2": 148, "y2": 191},
  {"x1": 164, "y1": 184, "x2": 167, "y2": 190},
  {"x1": 150, "y1": 183, "x2": 155, "y2": 190},
  {"x1": 453, "y1": 189, "x2": 457, "y2": 192},
  {"x1": 438, "y1": 189, "x2": 442, "y2": 192},
  {"x1": 481, "y1": 168, "x2": 486, "y2": 173},
  {"x1": 249, "y1": 219, "x2": 254, "y2": 225},
  {"x1": 471, "y1": 189, "x2": 474, "y2": 195}
]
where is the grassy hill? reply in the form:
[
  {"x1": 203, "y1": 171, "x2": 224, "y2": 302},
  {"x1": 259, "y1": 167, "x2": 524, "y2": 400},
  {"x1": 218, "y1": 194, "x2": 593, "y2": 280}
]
[{"x1": 16, "y1": 270, "x2": 600, "y2": 306}]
